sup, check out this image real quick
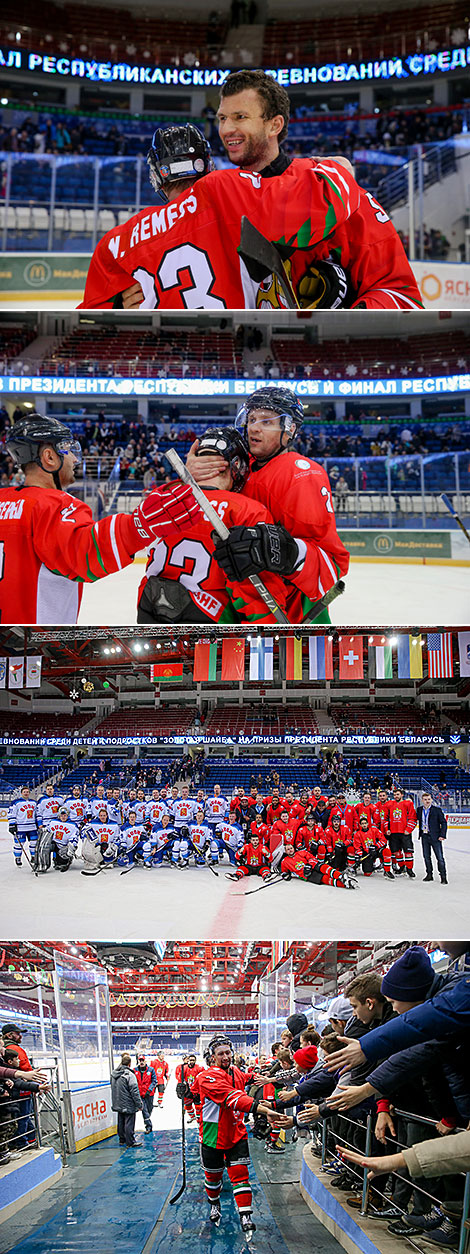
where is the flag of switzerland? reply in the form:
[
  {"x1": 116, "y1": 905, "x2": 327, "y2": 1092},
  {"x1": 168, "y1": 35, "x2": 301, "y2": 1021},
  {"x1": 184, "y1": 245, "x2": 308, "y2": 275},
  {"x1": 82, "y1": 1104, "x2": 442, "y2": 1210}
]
[{"x1": 339, "y1": 636, "x2": 364, "y2": 680}]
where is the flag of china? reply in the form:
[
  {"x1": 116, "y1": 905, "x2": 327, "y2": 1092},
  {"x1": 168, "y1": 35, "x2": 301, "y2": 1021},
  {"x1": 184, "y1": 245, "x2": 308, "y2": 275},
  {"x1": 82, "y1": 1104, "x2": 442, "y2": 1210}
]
[
  {"x1": 339, "y1": 636, "x2": 364, "y2": 680},
  {"x1": 150, "y1": 662, "x2": 183, "y2": 682},
  {"x1": 221, "y1": 637, "x2": 245, "y2": 681}
]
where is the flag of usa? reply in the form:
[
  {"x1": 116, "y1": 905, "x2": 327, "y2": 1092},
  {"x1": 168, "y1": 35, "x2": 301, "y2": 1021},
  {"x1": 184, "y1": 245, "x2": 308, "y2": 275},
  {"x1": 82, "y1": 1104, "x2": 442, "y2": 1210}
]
[{"x1": 427, "y1": 633, "x2": 454, "y2": 678}]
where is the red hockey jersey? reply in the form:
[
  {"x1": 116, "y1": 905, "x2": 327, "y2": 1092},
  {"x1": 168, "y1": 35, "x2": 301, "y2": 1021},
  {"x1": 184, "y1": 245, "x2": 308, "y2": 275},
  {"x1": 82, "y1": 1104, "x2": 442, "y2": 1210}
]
[
  {"x1": 0, "y1": 485, "x2": 140, "y2": 624},
  {"x1": 138, "y1": 487, "x2": 286, "y2": 622},
  {"x1": 373, "y1": 800, "x2": 390, "y2": 834},
  {"x1": 80, "y1": 159, "x2": 362, "y2": 309},
  {"x1": 237, "y1": 840, "x2": 271, "y2": 868},
  {"x1": 270, "y1": 816, "x2": 300, "y2": 856},
  {"x1": 242, "y1": 451, "x2": 349, "y2": 621},
  {"x1": 191, "y1": 1064, "x2": 254, "y2": 1149},
  {"x1": 80, "y1": 160, "x2": 421, "y2": 311},
  {"x1": 151, "y1": 1059, "x2": 169, "y2": 1084},
  {"x1": 388, "y1": 798, "x2": 417, "y2": 835}
]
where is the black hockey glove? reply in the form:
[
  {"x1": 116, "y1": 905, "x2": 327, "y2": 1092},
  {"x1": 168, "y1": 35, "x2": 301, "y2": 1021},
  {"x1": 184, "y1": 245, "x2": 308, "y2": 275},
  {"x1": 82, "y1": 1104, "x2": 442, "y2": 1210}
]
[
  {"x1": 213, "y1": 524, "x2": 299, "y2": 581},
  {"x1": 296, "y1": 258, "x2": 352, "y2": 309}
]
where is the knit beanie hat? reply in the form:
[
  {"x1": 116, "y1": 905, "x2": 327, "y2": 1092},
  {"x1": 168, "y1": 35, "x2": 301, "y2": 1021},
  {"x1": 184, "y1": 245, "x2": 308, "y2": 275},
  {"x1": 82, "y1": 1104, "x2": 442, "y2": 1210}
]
[
  {"x1": 381, "y1": 946, "x2": 434, "y2": 1001},
  {"x1": 293, "y1": 1045, "x2": 318, "y2": 1071}
]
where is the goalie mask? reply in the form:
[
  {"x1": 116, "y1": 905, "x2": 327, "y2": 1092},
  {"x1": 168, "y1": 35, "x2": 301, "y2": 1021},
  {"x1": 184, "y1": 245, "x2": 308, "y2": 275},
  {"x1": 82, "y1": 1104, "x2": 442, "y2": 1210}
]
[
  {"x1": 204, "y1": 1034, "x2": 233, "y2": 1065},
  {"x1": 6, "y1": 415, "x2": 82, "y2": 491},
  {"x1": 147, "y1": 124, "x2": 214, "y2": 203},
  {"x1": 197, "y1": 427, "x2": 250, "y2": 491},
  {"x1": 235, "y1": 386, "x2": 304, "y2": 457}
]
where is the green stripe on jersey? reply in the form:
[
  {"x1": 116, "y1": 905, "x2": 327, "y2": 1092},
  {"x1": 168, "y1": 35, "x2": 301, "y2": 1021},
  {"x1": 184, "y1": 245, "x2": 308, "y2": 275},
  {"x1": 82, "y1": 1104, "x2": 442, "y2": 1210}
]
[{"x1": 202, "y1": 1120, "x2": 219, "y2": 1148}]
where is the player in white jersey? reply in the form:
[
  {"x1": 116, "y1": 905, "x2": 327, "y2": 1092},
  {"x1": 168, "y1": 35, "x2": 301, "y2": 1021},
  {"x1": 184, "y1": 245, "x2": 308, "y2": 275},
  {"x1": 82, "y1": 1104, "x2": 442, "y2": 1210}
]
[
  {"x1": 205, "y1": 785, "x2": 229, "y2": 829},
  {"x1": 133, "y1": 790, "x2": 148, "y2": 825},
  {"x1": 173, "y1": 786, "x2": 198, "y2": 829},
  {"x1": 36, "y1": 783, "x2": 64, "y2": 826},
  {"x1": 122, "y1": 790, "x2": 138, "y2": 820},
  {"x1": 9, "y1": 787, "x2": 38, "y2": 865},
  {"x1": 106, "y1": 788, "x2": 123, "y2": 825},
  {"x1": 189, "y1": 809, "x2": 212, "y2": 864},
  {"x1": 216, "y1": 816, "x2": 244, "y2": 853},
  {"x1": 81, "y1": 809, "x2": 120, "y2": 851},
  {"x1": 145, "y1": 791, "x2": 169, "y2": 826},
  {"x1": 170, "y1": 825, "x2": 196, "y2": 866},
  {"x1": 118, "y1": 812, "x2": 148, "y2": 866},
  {"x1": 63, "y1": 788, "x2": 90, "y2": 826},
  {"x1": 47, "y1": 810, "x2": 80, "y2": 871},
  {"x1": 150, "y1": 814, "x2": 177, "y2": 864}
]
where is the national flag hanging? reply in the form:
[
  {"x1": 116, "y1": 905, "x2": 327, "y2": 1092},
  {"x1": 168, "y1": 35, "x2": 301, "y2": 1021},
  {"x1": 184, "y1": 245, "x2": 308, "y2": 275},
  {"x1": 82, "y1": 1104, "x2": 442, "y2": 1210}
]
[
  {"x1": 25, "y1": 656, "x2": 42, "y2": 688},
  {"x1": 0, "y1": 658, "x2": 6, "y2": 690},
  {"x1": 193, "y1": 640, "x2": 218, "y2": 683},
  {"x1": 458, "y1": 632, "x2": 470, "y2": 677},
  {"x1": 9, "y1": 658, "x2": 24, "y2": 689},
  {"x1": 266, "y1": 940, "x2": 290, "y2": 976},
  {"x1": 150, "y1": 661, "x2": 184, "y2": 683},
  {"x1": 427, "y1": 633, "x2": 454, "y2": 679},
  {"x1": 308, "y1": 635, "x2": 333, "y2": 680},
  {"x1": 249, "y1": 637, "x2": 274, "y2": 681},
  {"x1": 368, "y1": 636, "x2": 393, "y2": 680},
  {"x1": 396, "y1": 634, "x2": 423, "y2": 679},
  {"x1": 338, "y1": 635, "x2": 363, "y2": 680},
  {"x1": 221, "y1": 637, "x2": 246, "y2": 681},
  {"x1": 279, "y1": 636, "x2": 303, "y2": 681}
]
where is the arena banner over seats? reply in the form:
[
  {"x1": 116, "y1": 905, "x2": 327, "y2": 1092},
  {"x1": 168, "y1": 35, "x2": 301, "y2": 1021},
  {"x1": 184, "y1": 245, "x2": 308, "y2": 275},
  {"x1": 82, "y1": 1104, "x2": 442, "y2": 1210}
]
[
  {"x1": 340, "y1": 530, "x2": 452, "y2": 561},
  {"x1": 2, "y1": 371, "x2": 470, "y2": 400},
  {"x1": 2, "y1": 43, "x2": 470, "y2": 85},
  {"x1": 0, "y1": 733, "x2": 467, "y2": 746}
]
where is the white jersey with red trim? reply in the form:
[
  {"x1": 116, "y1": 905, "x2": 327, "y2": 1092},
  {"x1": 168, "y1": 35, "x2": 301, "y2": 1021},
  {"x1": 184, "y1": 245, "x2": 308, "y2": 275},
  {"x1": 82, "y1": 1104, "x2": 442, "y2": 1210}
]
[
  {"x1": 145, "y1": 798, "x2": 169, "y2": 825},
  {"x1": 172, "y1": 797, "x2": 198, "y2": 828},
  {"x1": 189, "y1": 822, "x2": 212, "y2": 852},
  {"x1": 215, "y1": 821, "x2": 244, "y2": 851},
  {"x1": 36, "y1": 794, "x2": 65, "y2": 825},
  {"x1": 89, "y1": 796, "x2": 111, "y2": 821},
  {"x1": 47, "y1": 818, "x2": 79, "y2": 848},
  {"x1": 64, "y1": 796, "x2": 90, "y2": 825},
  {"x1": 8, "y1": 798, "x2": 37, "y2": 831},
  {"x1": 120, "y1": 822, "x2": 147, "y2": 850},
  {"x1": 81, "y1": 820, "x2": 120, "y2": 846},
  {"x1": 205, "y1": 795, "x2": 229, "y2": 824}
]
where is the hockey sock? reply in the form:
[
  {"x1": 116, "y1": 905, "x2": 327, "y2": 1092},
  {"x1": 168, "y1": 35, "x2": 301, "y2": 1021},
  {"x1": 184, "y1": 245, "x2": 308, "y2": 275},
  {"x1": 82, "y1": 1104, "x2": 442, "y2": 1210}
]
[
  {"x1": 28, "y1": 835, "x2": 37, "y2": 857},
  {"x1": 393, "y1": 851, "x2": 404, "y2": 870},
  {"x1": 404, "y1": 850, "x2": 414, "y2": 871},
  {"x1": 204, "y1": 1167, "x2": 223, "y2": 1204},
  {"x1": 382, "y1": 845, "x2": 392, "y2": 872},
  {"x1": 318, "y1": 862, "x2": 342, "y2": 887},
  {"x1": 227, "y1": 1162, "x2": 252, "y2": 1216},
  {"x1": 13, "y1": 834, "x2": 25, "y2": 859}
]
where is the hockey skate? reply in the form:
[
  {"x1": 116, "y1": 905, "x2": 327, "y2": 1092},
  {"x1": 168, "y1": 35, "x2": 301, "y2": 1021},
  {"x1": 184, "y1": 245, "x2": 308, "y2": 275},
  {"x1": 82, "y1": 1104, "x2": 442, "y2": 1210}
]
[{"x1": 210, "y1": 1202, "x2": 221, "y2": 1227}]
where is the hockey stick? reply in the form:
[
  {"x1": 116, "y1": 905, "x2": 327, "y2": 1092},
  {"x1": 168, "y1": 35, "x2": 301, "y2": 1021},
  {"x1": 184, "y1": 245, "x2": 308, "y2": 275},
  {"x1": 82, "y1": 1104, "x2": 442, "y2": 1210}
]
[
  {"x1": 238, "y1": 216, "x2": 299, "y2": 310},
  {"x1": 166, "y1": 448, "x2": 289, "y2": 625},
  {"x1": 18, "y1": 835, "x2": 39, "y2": 877},
  {"x1": 169, "y1": 1064, "x2": 187, "y2": 1204},
  {"x1": 232, "y1": 873, "x2": 283, "y2": 897},
  {"x1": 440, "y1": 492, "x2": 470, "y2": 544},
  {"x1": 302, "y1": 578, "x2": 346, "y2": 624}
]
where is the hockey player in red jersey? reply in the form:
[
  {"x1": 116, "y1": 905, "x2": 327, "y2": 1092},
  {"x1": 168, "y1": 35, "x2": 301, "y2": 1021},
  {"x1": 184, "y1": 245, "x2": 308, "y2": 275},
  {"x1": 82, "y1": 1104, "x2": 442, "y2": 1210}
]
[
  {"x1": 0, "y1": 414, "x2": 201, "y2": 624},
  {"x1": 227, "y1": 831, "x2": 272, "y2": 881},
  {"x1": 248, "y1": 814, "x2": 270, "y2": 847},
  {"x1": 372, "y1": 789, "x2": 391, "y2": 836},
  {"x1": 216, "y1": 70, "x2": 422, "y2": 311},
  {"x1": 190, "y1": 1035, "x2": 273, "y2": 1235},
  {"x1": 137, "y1": 427, "x2": 287, "y2": 623},
  {"x1": 323, "y1": 812, "x2": 351, "y2": 872},
  {"x1": 354, "y1": 791, "x2": 376, "y2": 830},
  {"x1": 175, "y1": 1052, "x2": 203, "y2": 1120},
  {"x1": 270, "y1": 808, "x2": 301, "y2": 861},
  {"x1": 388, "y1": 788, "x2": 417, "y2": 877},
  {"x1": 347, "y1": 814, "x2": 394, "y2": 879},
  {"x1": 279, "y1": 841, "x2": 356, "y2": 889},
  {"x1": 295, "y1": 813, "x2": 329, "y2": 859},
  {"x1": 188, "y1": 387, "x2": 349, "y2": 623},
  {"x1": 150, "y1": 1052, "x2": 169, "y2": 1106}
]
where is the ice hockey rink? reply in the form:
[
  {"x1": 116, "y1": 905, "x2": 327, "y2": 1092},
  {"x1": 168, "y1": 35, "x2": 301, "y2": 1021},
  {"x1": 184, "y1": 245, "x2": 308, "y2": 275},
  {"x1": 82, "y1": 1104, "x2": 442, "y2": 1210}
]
[
  {"x1": 78, "y1": 555, "x2": 470, "y2": 626},
  {"x1": 1, "y1": 818, "x2": 468, "y2": 939}
]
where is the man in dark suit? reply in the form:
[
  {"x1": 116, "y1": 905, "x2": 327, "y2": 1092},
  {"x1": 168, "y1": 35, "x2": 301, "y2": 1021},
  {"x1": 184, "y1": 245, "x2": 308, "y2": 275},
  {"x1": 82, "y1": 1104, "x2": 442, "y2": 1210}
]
[{"x1": 416, "y1": 790, "x2": 448, "y2": 884}]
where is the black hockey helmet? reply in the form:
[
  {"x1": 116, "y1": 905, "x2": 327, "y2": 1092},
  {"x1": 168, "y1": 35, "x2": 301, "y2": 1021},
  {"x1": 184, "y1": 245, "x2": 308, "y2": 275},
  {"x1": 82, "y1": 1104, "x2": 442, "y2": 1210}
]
[
  {"x1": 204, "y1": 1033, "x2": 233, "y2": 1065},
  {"x1": 197, "y1": 426, "x2": 250, "y2": 491},
  {"x1": 235, "y1": 386, "x2": 304, "y2": 453},
  {"x1": 147, "y1": 124, "x2": 214, "y2": 201},
  {"x1": 6, "y1": 414, "x2": 82, "y2": 490}
]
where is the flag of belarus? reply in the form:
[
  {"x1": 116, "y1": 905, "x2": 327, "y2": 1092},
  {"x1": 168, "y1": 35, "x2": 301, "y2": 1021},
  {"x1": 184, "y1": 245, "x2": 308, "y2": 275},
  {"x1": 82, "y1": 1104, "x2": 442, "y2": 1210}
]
[{"x1": 150, "y1": 662, "x2": 183, "y2": 682}]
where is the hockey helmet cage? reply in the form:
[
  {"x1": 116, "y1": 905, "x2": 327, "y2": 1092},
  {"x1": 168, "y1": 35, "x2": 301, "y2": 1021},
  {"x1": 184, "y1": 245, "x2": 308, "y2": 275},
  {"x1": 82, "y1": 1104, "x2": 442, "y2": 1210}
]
[
  {"x1": 6, "y1": 415, "x2": 82, "y2": 489},
  {"x1": 235, "y1": 386, "x2": 304, "y2": 445},
  {"x1": 147, "y1": 124, "x2": 213, "y2": 198},
  {"x1": 204, "y1": 1034, "x2": 233, "y2": 1065},
  {"x1": 197, "y1": 426, "x2": 250, "y2": 491}
]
